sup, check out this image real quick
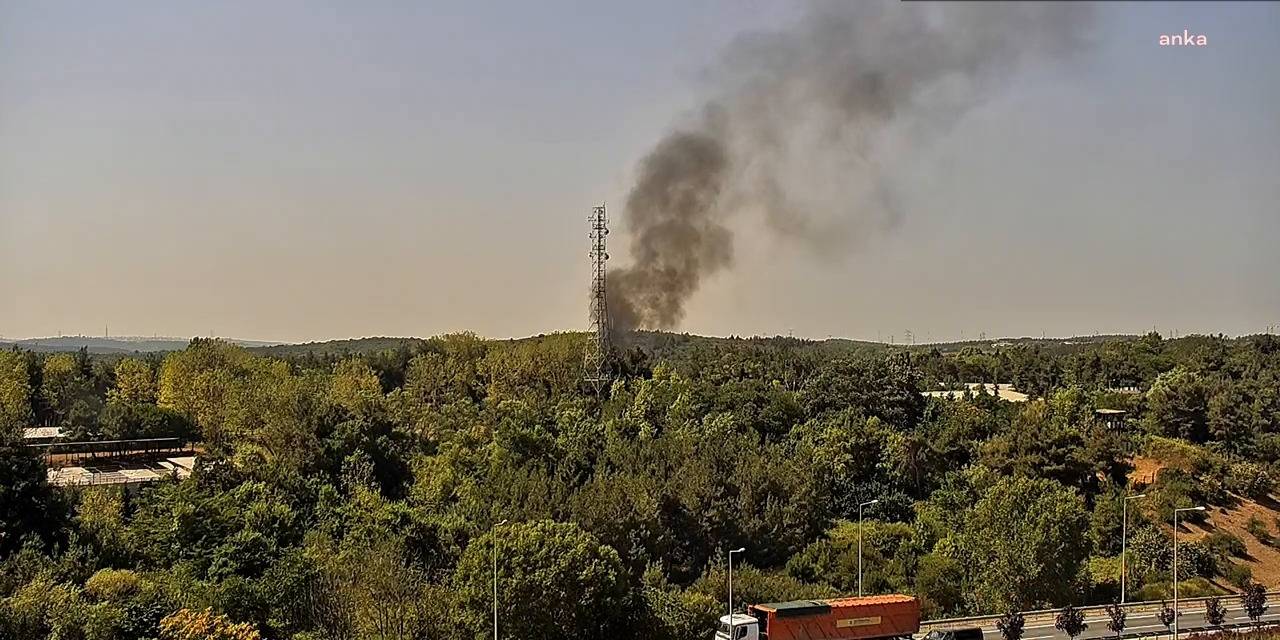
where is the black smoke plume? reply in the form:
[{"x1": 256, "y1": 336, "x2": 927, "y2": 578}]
[{"x1": 607, "y1": 1, "x2": 1094, "y2": 331}]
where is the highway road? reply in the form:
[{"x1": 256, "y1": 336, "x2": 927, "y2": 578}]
[{"x1": 972, "y1": 604, "x2": 1280, "y2": 640}]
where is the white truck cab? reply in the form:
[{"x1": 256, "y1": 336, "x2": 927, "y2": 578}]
[{"x1": 714, "y1": 613, "x2": 760, "y2": 640}]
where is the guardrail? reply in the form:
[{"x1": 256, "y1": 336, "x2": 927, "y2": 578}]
[{"x1": 920, "y1": 591, "x2": 1280, "y2": 632}]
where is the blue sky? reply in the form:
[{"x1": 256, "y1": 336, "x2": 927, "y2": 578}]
[{"x1": 2, "y1": 1, "x2": 1277, "y2": 342}]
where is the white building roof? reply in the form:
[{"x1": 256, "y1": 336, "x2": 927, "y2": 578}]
[
  {"x1": 167, "y1": 457, "x2": 196, "y2": 470},
  {"x1": 46, "y1": 458, "x2": 197, "y2": 487},
  {"x1": 23, "y1": 426, "x2": 65, "y2": 439},
  {"x1": 923, "y1": 383, "x2": 1029, "y2": 403}
]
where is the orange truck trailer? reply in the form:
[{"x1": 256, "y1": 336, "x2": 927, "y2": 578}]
[{"x1": 715, "y1": 594, "x2": 921, "y2": 640}]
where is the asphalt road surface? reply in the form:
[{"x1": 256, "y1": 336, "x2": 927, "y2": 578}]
[{"x1": 976, "y1": 605, "x2": 1280, "y2": 640}]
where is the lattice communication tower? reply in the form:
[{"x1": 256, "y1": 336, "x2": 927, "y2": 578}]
[{"x1": 583, "y1": 204, "x2": 613, "y2": 391}]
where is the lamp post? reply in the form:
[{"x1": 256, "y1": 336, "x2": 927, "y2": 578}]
[
  {"x1": 1121, "y1": 493, "x2": 1147, "y2": 603},
  {"x1": 493, "y1": 519, "x2": 508, "y2": 640},
  {"x1": 729, "y1": 547, "x2": 746, "y2": 640},
  {"x1": 1172, "y1": 507, "x2": 1205, "y2": 640},
  {"x1": 859, "y1": 499, "x2": 880, "y2": 597}
]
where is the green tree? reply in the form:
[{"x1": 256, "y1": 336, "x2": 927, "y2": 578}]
[
  {"x1": 0, "y1": 434, "x2": 60, "y2": 558},
  {"x1": 1226, "y1": 461, "x2": 1273, "y2": 500},
  {"x1": 304, "y1": 535, "x2": 443, "y2": 640},
  {"x1": 110, "y1": 357, "x2": 157, "y2": 405},
  {"x1": 789, "y1": 411, "x2": 892, "y2": 521},
  {"x1": 1126, "y1": 524, "x2": 1212, "y2": 584},
  {"x1": 0, "y1": 350, "x2": 34, "y2": 432},
  {"x1": 1146, "y1": 367, "x2": 1210, "y2": 442},
  {"x1": 452, "y1": 520, "x2": 633, "y2": 640},
  {"x1": 1242, "y1": 582, "x2": 1268, "y2": 627},
  {"x1": 915, "y1": 552, "x2": 965, "y2": 617},
  {"x1": 1157, "y1": 601, "x2": 1175, "y2": 635},
  {"x1": 1055, "y1": 604, "x2": 1087, "y2": 640},
  {"x1": 799, "y1": 357, "x2": 923, "y2": 429},
  {"x1": 100, "y1": 402, "x2": 195, "y2": 441},
  {"x1": 77, "y1": 487, "x2": 130, "y2": 565},
  {"x1": 1090, "y1": 489, "x2": 1125, "y2": 556},
  {"x1": 639, "y1": 564, "x2": 718, "y2": 640},
  {"x1": 980, "y1": 400, "x2": 1101, "y2": 495},
  {"x1": 1204, "y1": 596, "x2": 1226, "y2": 627},
  {"x1": 1104, "y1": 603, "x2": 1125, "y2": 638},
  {"x1": 157, "y1": 339, "x2": 256, "y2": 444},
  {"x1": 1208, "y1": 381, "x2": 1258, "y2": 453},
  {"x1": 331, "y1": 357, "x2": 385, "y2": 417},
  {"x1": 40, "y1": 351, "x2": 101, "y2": 432},
  {"x1": 997, "y1": 610, "x2": 1026, "y2": 640},
  {"x1": 958, "y1": 475, "x2": 1090, "y2": 611}
]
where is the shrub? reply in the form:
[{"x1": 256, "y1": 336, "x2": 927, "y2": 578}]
[
  {"x1": 1179, "y1": 578, "x2": 1228, "y2": 598},
  {"x1": 1187, "y1": 632, "x2": 1280, "y2": 640},
  {"x1": 1086, "y1": 556, "x2": 1120, "y2": 590},
  {"x1": 1204, "y1": 531, "x2": 1248, "y2": 558},
  {"x1": 1149, "y1": 468, "x2": 1212, "y2": 524},
  {"x1": 1146, "y1": 437, "x2": 1214, "y2": 472},
  {"x1": 1245, "y1": 516, "x2": 1273, "y2": 545},
  {"x1": 84, "y1": 568, "x2": 141, "y2": 602},
  {"x1": 1129, "y1": 525, "x2": 1171, "y2": 582},
  {"x1": 640, "y1": 569, "x2": 718, "y2": 640},
  {"x1": 160, "y1": 608, "x2": 261, "y2": 640},
  {"x1": 1227, "y1": 462, "x2": 1274, "y2": 500},
  {"x1": 1172, "y1": 541, "x2": 1217, "y2": 579},
  {"x1": 1133, "y1": 577, "x2": 1226, "y2": 601},
  {"x1": 1225, "y1": 562, "x2": 1255, "y2": 589}
]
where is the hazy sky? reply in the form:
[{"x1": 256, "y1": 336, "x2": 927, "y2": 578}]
[{"x1": 2, "y1": 1, "x2": 1278, "y2": 343}]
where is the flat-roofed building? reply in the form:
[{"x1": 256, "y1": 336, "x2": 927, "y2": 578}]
[
  {"x1": 47, "y1": 456, "x2": 198, "y2": 488},
  {"x1": 922, "y1": 383, "x2": 1029, "y2": 403},
  {"x1": 1096, "y1": 408, "x2": 1128, "y2": 430},
  {"x1": 23, "y1": 426, "x2": 65, "y2": 444}
]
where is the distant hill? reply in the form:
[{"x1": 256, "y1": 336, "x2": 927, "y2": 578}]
[
  {"x1": 1, "y1": 331, "x2": 1152, "y2": 357},
  {"x1": 0, "y1": 336, "x2": 285, "y2": 354},
  {"x1": 250, "y1": 337, "x2": 427, "y2": 358},
  {"x1": 247, "y1": 332, "x2": 895, "y2": 360},
  {"x1": 914, "y1": 334, "x2": 1141, "y2": 354},
  {"x1": 244, "y1": 331, "x2": 1146, "y2": 360}
]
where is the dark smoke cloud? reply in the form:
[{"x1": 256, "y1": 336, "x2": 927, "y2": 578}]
[{"x1": 607, "y1": 1, "x2": 1095, "y2": 332}]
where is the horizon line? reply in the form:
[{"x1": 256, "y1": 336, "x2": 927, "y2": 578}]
[{"x1": 4, "y1": 328, "x2": 1274, "y2": 349}]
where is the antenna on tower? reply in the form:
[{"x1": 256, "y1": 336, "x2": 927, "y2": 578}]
[{"x1": 583, "y1": 204, "x2": 613, "y2": 392}]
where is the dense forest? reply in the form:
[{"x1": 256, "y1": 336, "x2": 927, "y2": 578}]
[{"x1": 1, "y1": 331, "x2": 1279, "y2": 640}]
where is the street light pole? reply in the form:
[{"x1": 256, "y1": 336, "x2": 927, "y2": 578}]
[
  {"x1": 1122, "y1": 493, "x2": 1147, "y2": 604},
  {"x1": 859, "y1": 499, "x2": 880, "y2": 597},
  {"x1": 729, "y1": 547, "x2": 746, "y2": 640},
  {"x1": 493, "y1": 519, "x2": 508, "y2": 640},
  {"x1": 1172, "y1": 507, "x2": 1206, "y2": 640}
]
